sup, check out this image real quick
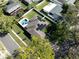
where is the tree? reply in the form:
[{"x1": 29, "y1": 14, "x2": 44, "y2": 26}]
[
  {"x1": 14, "y1": 36, "x2": 54, "y2": 59},
  {"x1": 62, "y1": 3, "x2": 68, "y2": 13},
  {"x1": 0, "y1": 8, "x2": 15, "y2": 33},
  {"x1": 75, "y1": 0, "x2": 79, "y2": 10},
  {"x1": 7, "y1": 56, "x2": 13, "y2": 59},
  {"x1": 0, "y1": 0, "x2": 8, "y2": 7},
  {"x1": 46, "y1": 20, "x2": 71, "y2": 44},
  {"x1": 61, "y1": 4, "x2": 79, "y2": 59},
  {"x1": 64, "y1": 5, "x2": 79, "y2": 45}
]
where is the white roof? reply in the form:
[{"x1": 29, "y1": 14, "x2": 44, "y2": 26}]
[
  {"x1": 43, "y1": 3, "x2": 57, "y2": 13},
  {"x1": 6, "y1": 3, "x2": 21, "y2": 13}
]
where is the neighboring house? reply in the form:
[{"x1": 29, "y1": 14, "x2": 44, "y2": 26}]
[
  {"x1": 19, "y1": 16, "x2": 49, "y2": 38},
  {"x1": 5, "y1": 3, "x2": 21, "y2": 15},
  {"x1": 52, "y1": 0, "x2": 76, "y2": 5},
  {"x1": 43, "y1": 3, "x2": 62, "y2": 20},
  {"x1": 32, "y1": 0, "x2": 42, "y2": 3},
  {"x1": 21, "y1": 0, "x2": 32, "y2": 4},
  {"x1": 21, "y1": 0, "x2": 41, "y2": 4}
]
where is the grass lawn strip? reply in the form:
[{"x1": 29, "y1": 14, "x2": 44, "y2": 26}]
[
  {"x1": 11, "y1": 30, "x2": 28, "y2": 47},
  {"x1": 23, "y1": 9, "x2": 38, "y2": 19},
  {"x1": 9, "y1": 29, "x2": 26, "y2": 47},
  {"x1": 36, "y1": 0, "x2": 49, "y2": 11}
]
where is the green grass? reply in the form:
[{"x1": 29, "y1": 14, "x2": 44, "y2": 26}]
[
  {"x1": 9, "y1": 29, "x2": 26, "y2": 47},
  {"x1": 0, "y1": 0, "x2": 8, "y2": 6},
  {"x1": 18, "y1": 32, "x2": 30, "y2": 45},
  {"x1": 23, "y1": 10, "x2": 40, "y2": 19},
  {"x1": 12, "y1": 24, "x2": 30, "y2": 45},
  {"x1": 12, "y1": 24, "x2": 23, "y2": 33},
  {"x1": 30, "y1": 2, "x2": 37, "y2": 7},
  {"x1": 15, "y1": 0, "x2": 27, "y2": 9},
  {"x1": 36, "y1": 0, "x2": 49, "y2": 11}
]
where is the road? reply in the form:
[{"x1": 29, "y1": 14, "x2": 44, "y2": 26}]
[{"x1": 0, "y1": 34, "x2": 19, "y2": 54}]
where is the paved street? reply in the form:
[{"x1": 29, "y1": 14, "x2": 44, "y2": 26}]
[{"x1": 0, "y1": 34, "x2": 19, "y2": 54}]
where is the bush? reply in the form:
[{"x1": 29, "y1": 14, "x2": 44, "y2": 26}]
[{"x1": 62, "y1": 3, "x2": 69, "y2": 14}]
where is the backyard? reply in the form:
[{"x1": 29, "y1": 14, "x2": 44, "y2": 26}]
[
  {"x1": 36, "y1": 0, "x2": 49, "y2": 11},
  {"x1": 9, "y1": 23, "x2": 31, "y2": 47},
  {"x1": 0, "y1": 0, "x2": 51, "y2": 48}
]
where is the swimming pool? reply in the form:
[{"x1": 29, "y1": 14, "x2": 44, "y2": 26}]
[{"x1": 19, "y1": 18, "x2": 29, "y2": 28}]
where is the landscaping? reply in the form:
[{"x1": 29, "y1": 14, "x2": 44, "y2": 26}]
[
  {"x1": 0, "y1": 0, "x2": 55, "y2": 59},
  {"x1": 11, "y1": 24, "x2": 31, "y2": 45},
  {"x1": 0, "y1": 0, "x2": 8, "y2": 6}
]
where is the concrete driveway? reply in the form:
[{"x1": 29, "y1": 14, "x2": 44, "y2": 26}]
[{"x1": 0, "y1": 34, "x2": 19, "y2": 54}]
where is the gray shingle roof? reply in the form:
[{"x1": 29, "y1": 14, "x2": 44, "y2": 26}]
[
  {"x1": 5, "y1": 3, "x2": 21, "y2": 13},
  {"x1": 50, "y1": 4, "x2": 62, "y2": 16},
  {"x1": 54, "y1": 0, "x2": 76, "y2": 4},
  {"x1": 23, "y1": 0, "x2": 32, "y2": 3}
]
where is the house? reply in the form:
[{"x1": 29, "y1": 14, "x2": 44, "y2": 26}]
[
  {"x1": 5, "y1": 3, "x2": 21, "y2": 15},
  {"x1": 19, "y1": 16, "x2": 49, "y2": 38},
  {"x1": 32, "y1": 0, "x2": 42, "y2": 3},
  {"x1": 52, "y1": 0, "x2": 76, "y2": 5},
  {"x1": 21, "y1": 0, "x2": 32, "y2": 4},
  {"x1": 43, "y1": 3, "x2": 62, "y2": 20},
  {"x1": 21, "y1": 0, "x2": 42, "y2": 4}
]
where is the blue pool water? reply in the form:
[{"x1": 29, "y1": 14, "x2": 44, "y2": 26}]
[
  {"x1": 21, "y1": 19, "x2": 28, "y2": 25},
  {"x1": 19, "y1": 18, "x2": 29, "y2": 27}
]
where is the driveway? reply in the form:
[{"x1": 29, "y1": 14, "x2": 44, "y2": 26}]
[{"x1": 0, "y1": 34, "x2": 19, "y2": 54}]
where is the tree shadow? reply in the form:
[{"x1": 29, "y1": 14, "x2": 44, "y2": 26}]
[{"x1": 0, "y1": 32, "x2": 8, "y2": 37}]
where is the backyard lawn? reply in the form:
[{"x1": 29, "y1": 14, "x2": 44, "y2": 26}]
[
  {"x1": 11, "y1": 24, "x2": 31, "y2": 45},
  {"x1": 7, "y1": 18, "x2": 31, "y2": 47},
  {"x1": 36, "y1": 0, "x2": 49, "y2": 11},
  {"x1": 30, "y1": 2, "x2": 37, "y2": 7},
  {"x1": 18, "y1": 32, "x2": 30, "y2": 45},
  {"x1": 23, "y1": 9, "x2": 40, "y2": 19},
  {"x1": 9, "y1": 29, "x2": 26, "y2": 47}
]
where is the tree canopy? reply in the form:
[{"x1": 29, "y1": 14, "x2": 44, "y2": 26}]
[
  {"x1": 0, "y1": 8, "x2": 15, "y2": 33},
  {"x1": 0, "y1": 0, "x2": 8, "y2": 6},
  {"x1": 14, "y1": 36, "x2": 54, "y2": 59}
]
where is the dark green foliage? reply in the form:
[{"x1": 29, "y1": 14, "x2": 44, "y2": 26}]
[
  {"x1": 16, "y1": 9, "x2": 25, "y2": 18},
  {"x1": 14, "y1": 36, "x2": 54, "y2": 59},
  {"x1": 62, "y1": 3, "x2": 69, "y2": 14}
]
